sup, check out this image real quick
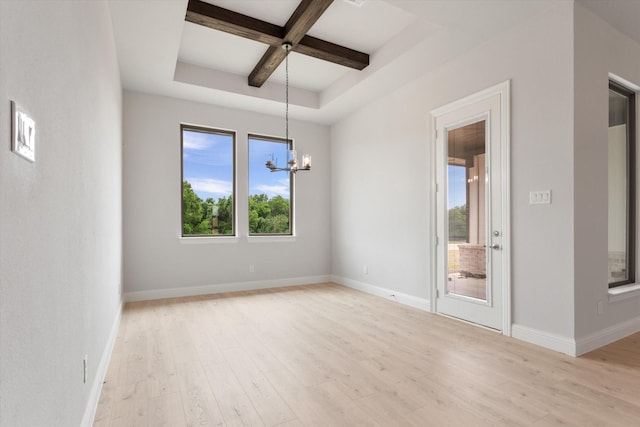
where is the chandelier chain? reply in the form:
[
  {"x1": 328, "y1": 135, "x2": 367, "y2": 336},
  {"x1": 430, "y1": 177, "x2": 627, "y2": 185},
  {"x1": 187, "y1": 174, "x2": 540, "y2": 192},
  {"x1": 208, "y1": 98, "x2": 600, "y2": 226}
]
[
  {"x1": 285, "y1": 43, "x2": 290, "y2": 160},
  {"x1": 264, "y1": 42, "x2": 310, "y2": 173}
]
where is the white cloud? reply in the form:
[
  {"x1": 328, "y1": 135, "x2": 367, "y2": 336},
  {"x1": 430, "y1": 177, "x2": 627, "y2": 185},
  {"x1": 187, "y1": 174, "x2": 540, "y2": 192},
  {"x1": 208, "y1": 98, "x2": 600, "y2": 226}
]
[
  {"x1": 255, "y1": 184, "x2": 289, "y2": 198},
  {"x1": 183, "y1": 140, "x2": 206, "y2": 150},
  {"x1": 188, "y1": 178, "x2": 232, "y2": 197},
  {"x1": 183, "y1": 132, "x2": 212, "y2": 151}
]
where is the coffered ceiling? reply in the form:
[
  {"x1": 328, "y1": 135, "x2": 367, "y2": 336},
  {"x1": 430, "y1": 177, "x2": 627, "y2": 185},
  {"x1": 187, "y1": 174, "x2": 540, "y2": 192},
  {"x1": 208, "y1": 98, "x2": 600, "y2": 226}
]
[{"x1": 107, "y1": 0, "x2": 640, "y2": 125}]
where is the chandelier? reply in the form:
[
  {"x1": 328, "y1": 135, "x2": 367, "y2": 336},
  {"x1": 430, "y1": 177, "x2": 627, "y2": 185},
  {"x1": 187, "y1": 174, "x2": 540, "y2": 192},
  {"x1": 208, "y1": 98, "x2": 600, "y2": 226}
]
[{"x1": 265, "y1": 42, "x2": 311, "y2": 173}]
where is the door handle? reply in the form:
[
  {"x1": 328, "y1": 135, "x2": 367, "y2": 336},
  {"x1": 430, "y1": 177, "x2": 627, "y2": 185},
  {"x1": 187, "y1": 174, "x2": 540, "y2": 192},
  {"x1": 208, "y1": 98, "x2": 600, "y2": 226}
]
[{"x1": 490, "y1": 244, "x2": 500, "y2": 250}]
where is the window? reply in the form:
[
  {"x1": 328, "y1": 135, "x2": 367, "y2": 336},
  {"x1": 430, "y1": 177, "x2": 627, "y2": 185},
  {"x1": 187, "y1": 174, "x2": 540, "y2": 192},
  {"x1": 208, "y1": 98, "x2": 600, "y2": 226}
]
[
  {"x1": 181, "y1": 125, "x2": 235, "y2": 236},
  {"x1": 608, "y1": 80, "x2": 636, "y2": 287},
  {"x1": 248, "y1": 135, "x2": 293, "y2": 235},
  {"x1": 447, "y1": 163, "x2": 468, "y2": 242}
]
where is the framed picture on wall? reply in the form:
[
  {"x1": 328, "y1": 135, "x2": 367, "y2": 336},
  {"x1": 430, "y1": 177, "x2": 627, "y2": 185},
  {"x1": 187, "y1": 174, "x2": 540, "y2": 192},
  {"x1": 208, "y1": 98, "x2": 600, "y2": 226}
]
[{"x1": 11, "y1": 100, "x2": 35, "y2": 162}]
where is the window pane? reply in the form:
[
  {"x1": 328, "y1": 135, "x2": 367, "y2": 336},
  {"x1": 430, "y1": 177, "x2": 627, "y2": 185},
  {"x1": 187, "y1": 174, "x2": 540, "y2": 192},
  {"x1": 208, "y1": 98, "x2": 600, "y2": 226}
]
[
  {"x1": 181, "y1": 126, "x2": 235, "y2": 236},
  {"x1": 608, "y1": 83, "x2": 635, "y2": 286},
  {"x1": 248, "y1": 136, "x2": 292, "y2": 235}
]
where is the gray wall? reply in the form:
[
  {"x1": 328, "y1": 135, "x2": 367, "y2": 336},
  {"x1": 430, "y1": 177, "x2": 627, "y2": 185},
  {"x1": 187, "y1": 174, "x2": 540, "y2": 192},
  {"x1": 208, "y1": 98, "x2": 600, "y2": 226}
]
[
  {"x1": 574, "y1": 3, "x2": 640, "y2": 345},
  {"x1": 122, "y1": 92, "x2": 331, "y2": 300},
  {"x1": 331, "y1": 2, "x2": 577, "y2": 345},
  {"x1": 0, "y1": 2, "x2": 123, "y2": 426}
]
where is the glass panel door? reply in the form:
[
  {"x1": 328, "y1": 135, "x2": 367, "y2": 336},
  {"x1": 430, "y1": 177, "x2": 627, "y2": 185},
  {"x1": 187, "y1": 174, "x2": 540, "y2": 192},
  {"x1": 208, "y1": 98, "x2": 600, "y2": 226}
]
[
  {"x1": 446, "y1": 121, "x2": 487, "y2": 301},
  {"x1": 432, "y1": 80, "x2": 509, "y2": 332}
]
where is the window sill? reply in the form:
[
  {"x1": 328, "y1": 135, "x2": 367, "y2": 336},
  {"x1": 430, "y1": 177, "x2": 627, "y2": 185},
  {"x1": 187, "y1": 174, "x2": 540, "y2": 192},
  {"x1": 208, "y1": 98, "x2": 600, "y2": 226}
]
[
  {"x1": 247, "y1": 236, "x2": 296, "y2": 243},
  {"x1": 608, "y1": 283, "x2": 640, "y2": 303},
  {"x1": 179, "y1": 236, "x2": 239, "y2": 244}
]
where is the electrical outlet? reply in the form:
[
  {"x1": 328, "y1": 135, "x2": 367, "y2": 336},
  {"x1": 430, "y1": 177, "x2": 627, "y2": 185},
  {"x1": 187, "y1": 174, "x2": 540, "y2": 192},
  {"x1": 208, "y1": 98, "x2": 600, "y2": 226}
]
[
  {"x1": 83, "y1": 354, "x2": 88, "y2": 384},
  {"x1": 249, "y1": 265, "x2": 255, "y2": 273},
  {"x1": 363, "y1": 265, "x2": 368, "y2": 275},
  {"x1": 597, "y1": 300, "x2": 604, "y2": 315}
]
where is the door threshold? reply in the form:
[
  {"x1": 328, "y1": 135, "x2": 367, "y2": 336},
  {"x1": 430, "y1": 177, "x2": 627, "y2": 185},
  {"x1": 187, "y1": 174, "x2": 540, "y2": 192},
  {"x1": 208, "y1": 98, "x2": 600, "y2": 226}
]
[{"x1": 435, "y1": 312, "x2": 501, "y2": 333}]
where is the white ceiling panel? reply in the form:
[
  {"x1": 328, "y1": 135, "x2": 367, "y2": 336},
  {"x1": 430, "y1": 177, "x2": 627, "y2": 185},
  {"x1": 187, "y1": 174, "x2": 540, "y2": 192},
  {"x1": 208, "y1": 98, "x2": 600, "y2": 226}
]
[
  {"x1": 178, "y1": 22, "x2": 267, "y2": 75},
  {"x1": 307, "y1": 0, "x2": 417, "y2": 53},
  {"x1": 269, "y1": 51, "x2": 352, "y2": 91},
  {"x1": 202, "y1": 0, "x2": 299, "y2": 26}
]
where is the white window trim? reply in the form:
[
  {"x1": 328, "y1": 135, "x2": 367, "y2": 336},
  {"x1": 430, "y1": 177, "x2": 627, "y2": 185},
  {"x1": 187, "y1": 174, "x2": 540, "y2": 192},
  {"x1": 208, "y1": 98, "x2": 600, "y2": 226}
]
[
  {"x1": 179, "y1": 236, "x2": 239, "y2": 244},
  {"x1": 247, "y1": 236, "x2": 297, "y2": 243},
  {"x1": 181, "y1": 124, "x2": 237, "y2": 239},
  {"x1": 608, "y1": 283, "x2": 640, "y2": 302},
  {"x1": 609, "y1": 72, "x2": 640, "y2": 91},
  {"x1": 248, "y1": 134, "x2": 295, "y2": 238},
  {"x1": 607, "y1": 74, "x2": 638, "y2": 291}
]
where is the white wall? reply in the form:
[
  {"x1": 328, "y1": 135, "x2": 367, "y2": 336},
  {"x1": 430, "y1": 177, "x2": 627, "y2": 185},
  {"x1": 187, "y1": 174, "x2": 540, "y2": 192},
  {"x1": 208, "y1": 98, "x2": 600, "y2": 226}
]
[
  {"x1": 574, "y1": 3, "x2": 640, "y2": 347},
  {"x1": 0, "y1": 2, "x2": 122, "y2": 426},
  {"x1": 331, "y1": 3, "x2": 576, "y2": 343},
  {"x1": 122, "y1": 92, "x2": 331, "y2": 299}
]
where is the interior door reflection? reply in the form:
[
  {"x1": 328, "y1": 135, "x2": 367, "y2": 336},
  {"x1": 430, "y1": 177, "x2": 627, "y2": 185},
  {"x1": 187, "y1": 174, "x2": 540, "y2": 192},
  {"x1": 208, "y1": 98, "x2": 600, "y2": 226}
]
[{"x1": 446, "y1": 121, "x2": 487, "y2": 301}]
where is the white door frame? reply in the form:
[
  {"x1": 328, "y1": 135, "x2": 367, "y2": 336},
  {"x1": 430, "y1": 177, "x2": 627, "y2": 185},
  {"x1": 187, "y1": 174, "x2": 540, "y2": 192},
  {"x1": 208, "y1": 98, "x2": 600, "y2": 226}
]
[{"x1": 429, "y1": 80, "x2": 511, "y2": 336}]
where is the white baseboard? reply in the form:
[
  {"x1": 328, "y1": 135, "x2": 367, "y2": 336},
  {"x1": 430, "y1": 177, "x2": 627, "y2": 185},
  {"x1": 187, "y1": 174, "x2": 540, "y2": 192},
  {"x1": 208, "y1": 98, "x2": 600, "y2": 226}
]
[
  {"x1": 123, "y1": 275, "x2": 332, "y2": 303},
  {"x1": 333, "y1": 276, "x2": 640, "y2": 357},
  {"x1": 513, "y1": 316, "x2": 640, "y2": 356},
  {"x1": 511, "y1": 324, "x2": 576, "y2": 356},
  {"x1": 81, "y1": 302, "x2": 123, "y2": 427},
  {"x1": 331, "y1": 275, "x2": 431, "y2": 311},
  {"x1": 575, "y1": 315, "x2": 640, "y2": 356}
]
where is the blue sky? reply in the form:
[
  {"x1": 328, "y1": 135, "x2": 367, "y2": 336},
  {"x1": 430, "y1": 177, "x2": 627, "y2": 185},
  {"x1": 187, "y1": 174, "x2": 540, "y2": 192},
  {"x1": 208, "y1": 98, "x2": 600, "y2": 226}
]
[
  {"x1": 248, "y1": 138, "x2": 290, "y2": 199},
  {"x1": 183, "y1": 130, "x2": 233, "y2": 201},
  {"x1": 182, "y1": 130, "x2": 290, "y2": 201},
  {"x1": 448, "y1": 165, "x2": 466, "y2": 208}
]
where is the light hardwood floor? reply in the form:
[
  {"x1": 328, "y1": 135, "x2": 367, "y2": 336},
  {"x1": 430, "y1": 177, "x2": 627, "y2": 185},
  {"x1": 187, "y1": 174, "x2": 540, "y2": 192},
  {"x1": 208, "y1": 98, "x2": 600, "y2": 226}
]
[{"x1": 94, "y1": 283, "x2": 640, "y2": 426}]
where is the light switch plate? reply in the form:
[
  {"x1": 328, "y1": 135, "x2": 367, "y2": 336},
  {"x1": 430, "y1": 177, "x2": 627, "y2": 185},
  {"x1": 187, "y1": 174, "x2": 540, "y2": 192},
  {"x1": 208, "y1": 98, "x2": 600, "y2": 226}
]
[
  {"x1": 11, "y1": 100, "x2": 36, "y2": 162},
  {"x1": 530, "y1": 190, "x2": 551, "y2": 205}
]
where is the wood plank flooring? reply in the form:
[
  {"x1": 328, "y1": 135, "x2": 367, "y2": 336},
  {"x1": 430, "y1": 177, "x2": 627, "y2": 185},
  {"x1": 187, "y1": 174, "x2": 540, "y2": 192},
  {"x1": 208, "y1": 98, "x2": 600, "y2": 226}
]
[{"x1": 93, "y1": 283, "x2": 640, "y2": 426}]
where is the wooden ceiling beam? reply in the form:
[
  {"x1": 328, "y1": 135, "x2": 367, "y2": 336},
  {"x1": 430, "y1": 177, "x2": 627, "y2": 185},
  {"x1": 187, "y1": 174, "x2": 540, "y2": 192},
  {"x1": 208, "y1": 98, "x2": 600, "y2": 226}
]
[
  {"x1": 185, "y1": 1, "x2": 283, "y2": 45},
  {"x1": 249, "y1": 0, "x2": 334, "y2": 87},
  {"x1": 185, "y1": 0, "x2": 370, "y2": 87},
  {"x1": 297, "y1": 34, "x2": 369, "y2": 70}
]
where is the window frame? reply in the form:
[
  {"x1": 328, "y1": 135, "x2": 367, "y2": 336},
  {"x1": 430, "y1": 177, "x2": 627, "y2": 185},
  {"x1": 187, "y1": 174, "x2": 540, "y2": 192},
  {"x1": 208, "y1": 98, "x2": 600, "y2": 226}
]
[
  {"x1": 608, "y1": 80, "x2": 636, "y2": 288},
  {"x1": 248, "y1": 134, "x2": 294, "y2": 237},
  {"x1": 180, "y1": 124, "x2": 236, "y2": 238}
]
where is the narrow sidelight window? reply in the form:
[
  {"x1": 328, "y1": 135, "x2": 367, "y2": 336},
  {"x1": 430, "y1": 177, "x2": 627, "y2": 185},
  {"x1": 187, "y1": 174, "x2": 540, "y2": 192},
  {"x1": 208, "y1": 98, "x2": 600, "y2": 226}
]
[
  {"x1": 181, "y1": 125, "x2": 235, "y2": 236},
  {"x1": 608, "y1": 80, "x2": 636, "y2": 287},
  {"x1": 248, "y1": 135, "x2": 293, "y2": 235}
]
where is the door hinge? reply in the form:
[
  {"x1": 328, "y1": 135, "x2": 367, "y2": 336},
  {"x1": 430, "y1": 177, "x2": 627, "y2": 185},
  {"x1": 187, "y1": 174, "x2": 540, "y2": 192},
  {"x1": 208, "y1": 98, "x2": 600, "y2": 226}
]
[
  {"x1": 436, "y1": 289, "x2": 440, "y2": 298},
  {"x1": 435, "y1": 236, "x2": 439, "y2": 246}
]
